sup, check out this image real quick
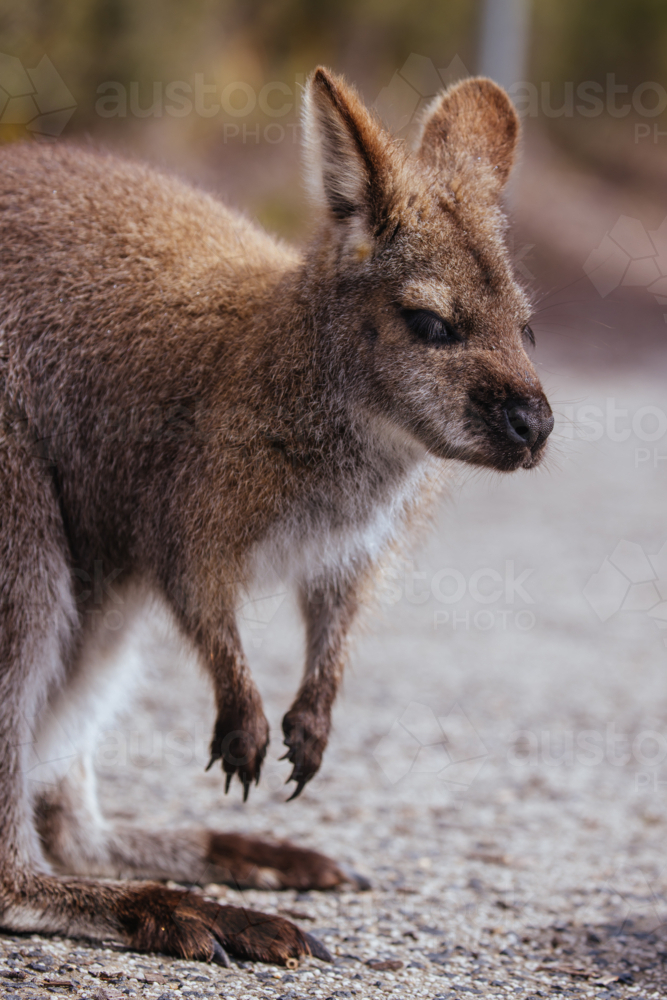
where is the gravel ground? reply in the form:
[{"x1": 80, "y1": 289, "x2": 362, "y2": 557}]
[{"x1": 3, "y1": 366, "x2": 667, "y2": 999}]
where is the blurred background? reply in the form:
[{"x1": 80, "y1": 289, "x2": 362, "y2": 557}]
[{"x1": 1, "y1": 0, "x2": 666, "y2": 373}]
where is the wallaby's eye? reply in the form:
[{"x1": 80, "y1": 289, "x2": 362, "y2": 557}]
[
  {"x1": 522, "y1": 323, "x2": 536, "y2": 348},
  {"x1": 402, "y1": 308, "x2": 463, "y2": 347}
]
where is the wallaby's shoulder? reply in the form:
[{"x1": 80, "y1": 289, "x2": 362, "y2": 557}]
[{"x1": 0, "y1": 141, "x2": 298, "y2": 281}]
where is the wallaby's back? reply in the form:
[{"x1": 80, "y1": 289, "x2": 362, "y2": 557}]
[
  {"x1": 0, "y1": 142, "x2": 297, "y2": 373},
  {"x1": 0, "y1": 143, "x2": 304, "y2": 568}
]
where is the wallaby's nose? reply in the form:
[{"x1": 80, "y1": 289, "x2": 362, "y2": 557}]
[{"x1": 503, "y1": 400, "x2": 554, "y2": 450}]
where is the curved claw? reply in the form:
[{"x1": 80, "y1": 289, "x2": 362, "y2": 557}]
[
  {"x1": 281, "y1": 709, "x2": 328, "y2": 798},
  {"x1": 208, "y1": 707, "x2": 270, "y2": 802},
  {"x1": 211, "y1": 939, "x2": 231, "y2": 967},
  {"x1": 221, "y1": 760, "x2": 262, "y2": 801},
  {"x1": 303, "y1": 932, "x2": 333, "y2": 962},
  {"x1": 286, "y1": 776, "x2": 308, "y2": 802}
]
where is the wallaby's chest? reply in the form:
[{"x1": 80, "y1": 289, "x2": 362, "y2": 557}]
[{"x1": 247, "y1": 448, "x2": 432, "y2": 589}]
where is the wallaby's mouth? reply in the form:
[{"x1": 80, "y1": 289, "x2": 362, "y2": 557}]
[
  {"x1": 414, "y1": 424, "x2": 552, "y2": 473},
  {"x1": 474, "y1": 437, "x2": 550, "y2": 473},
  {"x1": 520, "y1": 438, "x2": 551, "y2": 470},
  {"x1": 457, "y1": 395, "x2": 554, "y2": 473}
]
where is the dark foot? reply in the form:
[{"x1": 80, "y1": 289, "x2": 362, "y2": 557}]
[
  {"x1": 281, "y1": 707, "x2": 329, "y2": 800},
  {"x1": 118, "y1": 884, "x2": 332, "y2": 965},
  {"x1": 207, "y1": 698, "x2": 270, "y2": 801},
  {"x1": 204, "y1": 832, "x2": 369, "y2": 890}
]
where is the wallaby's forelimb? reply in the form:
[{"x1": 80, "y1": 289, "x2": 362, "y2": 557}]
[
  {"x1": 282, "y1": 576, "x2": 363, "y2": 799},
  {"x1": 201, "y1": 617, "x2": 269, "y2": 801}
]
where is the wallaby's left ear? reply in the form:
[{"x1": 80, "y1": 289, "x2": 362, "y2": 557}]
[
  {"x1": 303, "y1": 66, "x2": 389, "y2": 229},
  {"x1": 418, "y1": 77, "x2": 519, "y2": 203}
]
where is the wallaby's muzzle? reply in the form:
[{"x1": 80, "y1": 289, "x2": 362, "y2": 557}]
[
  {"x1": 471, "y1": 391, "x2": 554, "y2": 471},
  {"x1": 503, "y1": 397, "x2": 554, "y2": 459}
]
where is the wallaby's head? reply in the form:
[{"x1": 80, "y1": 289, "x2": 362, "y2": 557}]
[{"x1": 302, "y1": 67, "x2": 553, "y2": 472}]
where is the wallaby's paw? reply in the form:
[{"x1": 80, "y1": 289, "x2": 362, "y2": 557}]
[
  {"x1": 281, "y1": 707, "x2": 329, "y2": 800},
  {"x1": 119, "y1": 884, "x2": 332, "y2": 965},
  {"x1": 207, "y1": 700, "x2": 270, "y2": 801},
  {"x1": 204, "y1": 832, "x2": 369, "y2": 890}
]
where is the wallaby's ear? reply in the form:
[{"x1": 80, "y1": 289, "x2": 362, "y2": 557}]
[
  {"x1": 417, "y1": 77, "x2": 519, "y2": 203},
  {"x1": 303, "y1": 66, "x2": 389, "y2": 230}
]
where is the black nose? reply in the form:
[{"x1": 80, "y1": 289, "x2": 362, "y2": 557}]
[{"x1": 503, "y1": 400, "x2": 554, "y2": 449}]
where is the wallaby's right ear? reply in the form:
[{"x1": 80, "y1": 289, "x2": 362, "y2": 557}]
[
  {"x1": 303, "y1": 67, "x2": 389, "y2": 230},
  {"x1": 417, "y1": 77, "x2": 519, "y2": 204}
]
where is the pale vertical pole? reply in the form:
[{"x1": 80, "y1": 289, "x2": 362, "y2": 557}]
[
  {"x1": 478, "y1": 0, "x2": 530, "y2": 207},
  {"x1": 478, "y1": 0, "x2": 529, "y2": 91}
]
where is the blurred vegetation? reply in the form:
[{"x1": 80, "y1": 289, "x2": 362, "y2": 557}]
[
  {"x1": 2, "y1": 0, "x2": 666, "y2": 115},
  {"x1": 0, "y1": 0, "x2": 477, "y2": 122},
  {"x1": 1, "y1": 0, "x2": 666, "y2": 220},
  {"x1": 531, "y1": 0, "x2": 667, "y2": 92},
  {"x1": 530, "y1": 0, "x2": 667, "y2": 193}
]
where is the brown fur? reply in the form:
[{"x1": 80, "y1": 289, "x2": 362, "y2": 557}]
[{"x1": 0, "y1": 67, "x2": 552, "y2": 961}]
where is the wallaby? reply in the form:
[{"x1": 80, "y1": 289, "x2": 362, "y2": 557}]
[{"x1": 0, "y1": 67, "x2": 553, "y2": 965}]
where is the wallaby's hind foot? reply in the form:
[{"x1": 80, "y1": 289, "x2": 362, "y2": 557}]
[
  {"x1": 116, "y1": 884, "x2": 332, "y2": 966},
  {"x1": 35, "y1": 763, "x2": 368, "y2": 893},
  {"x1": 204, "y1": 833, "x2": 370, "y2": 890},
  {"x1": 0, "y1": 873, "x2": 331, "y2": 967}
]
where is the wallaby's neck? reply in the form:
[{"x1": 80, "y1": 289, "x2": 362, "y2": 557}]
[{"x1": 232, "y1": 254, "x2": 427, "y2": 482}]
